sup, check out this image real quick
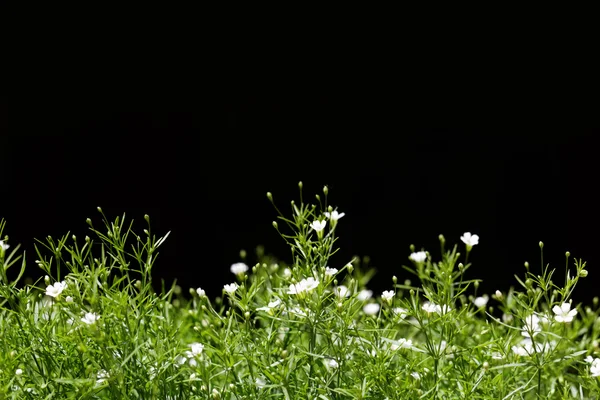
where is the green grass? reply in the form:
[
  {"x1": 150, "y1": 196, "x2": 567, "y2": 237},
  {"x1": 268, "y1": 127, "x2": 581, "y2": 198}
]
[{"x1": 1, "y1": 183, "x2": 599, "y2": 399}]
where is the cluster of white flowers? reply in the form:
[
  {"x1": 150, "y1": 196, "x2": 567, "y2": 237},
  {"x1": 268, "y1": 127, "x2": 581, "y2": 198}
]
[
  {"x1": 585, "y1": 356, "x2": 600, "y2": 377},
  {"x1": 287, "y1": 277, "x2": 319, "y2": 295}
]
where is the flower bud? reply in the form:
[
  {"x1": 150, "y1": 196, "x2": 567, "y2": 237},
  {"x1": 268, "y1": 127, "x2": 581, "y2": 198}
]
[
  {"x1": 579, "y1": 269, "x2": 588, "y2": 277},
  {"x1": 239, "y1": 249, "x2": 247, "y2": 259},
  {"x1": 565, "y1": 251, "x2": 570, "y2": 258},
  {"x1": 272, "y1": 221, "x2": 278, "y2": 229},
  {"x1": 44, "y1": 275, "x2": 50, "y2": 284},
  {"x1": 298, "y1": 181, "x2": 303, "y2": 190},
  {"x1": 392, "y1": 276, "x2": 397, "y2": 284},
  {"x1": 323, "y1": 185, "x2": 328, "y2": 196},
  {"x1": 539, "y1": 241, "x2": 544, "y2": 249}
]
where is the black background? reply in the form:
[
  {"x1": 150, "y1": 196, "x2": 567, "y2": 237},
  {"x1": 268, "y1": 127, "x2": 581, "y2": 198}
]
[{"x1": 2, "y1": 94, "x2": 598, "y2": 304}]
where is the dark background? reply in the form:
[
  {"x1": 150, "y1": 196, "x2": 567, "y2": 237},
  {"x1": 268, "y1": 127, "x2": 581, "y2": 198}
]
[{"x1": 1, "y1": 94, "x2": 598, "y2": 304}]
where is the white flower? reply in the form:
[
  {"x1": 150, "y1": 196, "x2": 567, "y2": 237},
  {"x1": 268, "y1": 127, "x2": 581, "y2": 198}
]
[
  {"x1": 357, "y1": 289, "x2": 373, "y2": 301},
  {"x1": 223, "y1": 283, "x2": 239, "y2": 294},
  {"x1": 326, "y1": 358, "x2": 339, "y2": 369},
  {"x1": 96, "y1": 369, "x2": 109, "y2": 384},
  {"x1": 521, "y1": 314, "x2": 543, "y2": 337},
  {"x1": 409, "y1": 251, "x2": 427, "y2": 263},
  {"x1": 15, "y1": 368, "x2": 23, "y2": 376},
  {"x1": 324, "y1": 267, "x2": 338, "y2": 277},
  {"x1": 187, "y1": 342, "x2": 204, "y2": 357},
  {"x1": 310, "y1": 220, "x2": 327, "y2": 232},
  {"x1": 460, "y1": 232, "x2": 479, "y2": 247},
  {"x1": 334, "y1": 285, "x2": 350, "y2": 298},
  {"x1": 45, "y1": 281, "x2": 67, "y2": 298},
  {"x1": 196, "y1": 288, "x2": 206, "y2": 297},
  {"x1": 256, "y1": 298, "x2": 282, "y2": 314},
  {"x1": 390, "y1": 338, "x2": 413, "y2": 350},
  {"x1": 0, "y1": 240, "x2": 9, "y2": 252},
  {"x1": 230, "y1": 262, "x2": 249, "y2": 275},
  {"x1": 512, "y1": 343, "x2": 529, "y2": 357},
  {"x1": 393, "y1": 307, "x2": 408, "y2": 319},
  {"x1": 81, "y1": 312, "x2": 100, "y2": 325},
  {"x1": 422, "y1": 302, "x2": 440, "y2": 314},
  {"x1": 585, "y1": 355, "x2": 594, "y2": 364},
  {"x1": 65, "y1": 296, "x2": 74, "y2": 303},
  {"x1": 590, "y1": 358, "x2": 600, "y2": 377},
  {"x1": 552, "y1": 302, "x2": 577, "y2": 323},
  {"x1": 473, "y1": 295, "x2": 489, "y2": 308},
  {"x1": 363, "y1": 303, "x2": 380, "y2": 316},
  {"x1": 287, "y1": 277, "x2": 319, "y2": 295},
  {"x1": 324, "y1": 210, "x2": 345, "y2": 221},
  {"x1": 411, "y1": 372, "x2": 421, "y2": 380},
  {"x1": 381, "y1": 290, "x2": 395, "y2": 303},
  {"x1": 491, "y1": 352, "x2": 503, "y2": 360},
  {"x1": 282, "y1": 268, "x2": 292, "y2": 278}
]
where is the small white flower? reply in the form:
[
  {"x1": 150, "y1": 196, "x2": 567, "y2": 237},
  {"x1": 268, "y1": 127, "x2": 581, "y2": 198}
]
[
  {"x1": 585, "y1": 355, "x2": 594, "y2": 364},
  {"x1": 15, "y1": 368, "x2": 23, "y2": 376},
  {"x1": 491, "y1": 352, "x2": 503, "y2": 360},
  {"x1": 0, "y1": 240, "x2": 9, "y2": 252},
  {"x1": 393, "y1": 307, "x2": 408, "y2": 319},
  {"x1": 257, "y1": 298, "x2": 282, "y2": 314},
  {"x1": 521, "y1": 314, "x2": 543, "y2": 337},
  {"x1": 287, "y1": 277, "x2": 319, "y2": 295},
  {"x1": 590, "y1": 358, "x2": 600, "y2": 377},
  {"x1": 175, "y1": 355, "x2": 187, "y2": 365},
  {"x1": 512, "y1": 343, "x2": 530, "y2": 357},
  {"x1": 460, "y1": 232, "x2": 479, "y2": 247},
  {"x1": 282, "y1": 268, "x2": 292, "y2": 278},
  {"x1": 45, "y1": 281, "x2": 67, "y2": 298},
  {"x1": 324, "y1": 267, "x2": 338, "y2": 277},
  {"x1": 363, "y1": 303, "x2": 380, "y2": 316},
  {"x1": 552, "y1": 302, "x2": 578, "y2": 323},
  {"x1": 81, "y1": 312, "x2": 100, "y2": 325},
  {"x1": 334, "y1": 285, "x2": 350, "y2": 298},
  {"x1": 422, "y1": 302, "x2": 440, "y2": 314},
  {"x1": 96, "y1": 369, "x2": 109, "y2": 384},
  {"x1": 411, "y1": 371, "x2": 421, "y2": 380},
  {"x1": 473, "y1": 295, "x2": 489, "y2": 308},
  {"x1": 357, "y1": 289, "x2": 373, "y2": 301},
  {"x1": 409, "y1": 251, "x2": 427, "y2": 263},
  {"x1": 230, "y1": 262, "x2": 249, "y2": 275},
  {"x1": 494, "y1": 290, "x2": 503, "y2": 300},
  {"x1": 324, "y1": 210, "x2": 345, "y2": 221},
  {"x1": 188, "y1": 342, "x2": 204, "y2": 357},
  {"x1": 381, "y1": 290, "x2": 395, "y2": 303},
  {"x1": 310, "y1": 220, "x2": 327, "y2": 232},
  {"x1": 223, "y1": 283, "x2": 239, "y2": 294},
  {"x1": 196, "y1": 288, "x2": 206, "y2": 297},
  {"x1": 65, "y1": 296, "x2": 74, "y2": 303},
  {"x1": 326, "y1": 358, "x2": 339, "y2": 369}
]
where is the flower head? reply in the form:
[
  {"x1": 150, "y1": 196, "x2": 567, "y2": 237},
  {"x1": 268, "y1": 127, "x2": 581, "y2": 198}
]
[
  {"x1": 381, "y1": 290, "x2": 395, "y2": 304},
  {"x1": 521, "y1": 314, "x2": 546, "y2": 337},
  {"x1": 589, "y1": 357, "x2": 600, "y2": 377},
  {"x1": 357, "y1": 289, "x2": 373, "y2": 301},
  {"x1": 96, "y1": 369, "x2": 109, "y2": 384},
  {"x1": 81, "y1": 312, "x2": 100, "y2": 325},
  {"x1": 45, "y1": 281, "x2": 67, "y2": 298},
  {"x1": 256, "y1": 298, "x2": 282, "y2": 314},
  {"x1": 287, "y1": 277, "x2": 319, "y2": 295},
  {"x1": 196, "y1": 288, "x2": 206, "y2": 297},
  {"x1": 390, "y1": 338, "x2": 413, "y2": 351},
  {"x1": 223, "y1": 283, "x2": 239, "y2": 294},
  {"x1": 552, "y1": 302, "x2": 577, "y2": 323},
  {"x1": 473, "y1": 295, "x2": 489, "y2": 308},
  {"x1": 363, "y1": 303, "x2": 380, "y2": 316},
  {"x1": 460, "y1": 232, "x2": 479, "y2": 247},
  {"x1": 310, "y1": 220, "x2": 327, "y2": 232},
  {"x1": 230, "y1": 262, "x2": 249, "y2": 275},
  {"x1": 334, "y1": 285, "x2": 350, "y2": 298},
  {"x1": 186, "y1": 342, "x2": 204, "y2": 358},
  {"x1": 0, "y1": 240, "x2": 9, "y2": 252},
  {"x1": 326, "y1": 358, "x2": 339, "y2": 369},
  {"x1": 324, "y1": 267, "x2": 338, "y2": 277},
  {"x1": 409, "y1": 251, "x2": 427, "y2": 263},
  {"x1": 393, "y1": 307, "x2": 408, "y2": 319},
  {"x1": 324, "y1": 210, "x2": 345, "y2": 221}
]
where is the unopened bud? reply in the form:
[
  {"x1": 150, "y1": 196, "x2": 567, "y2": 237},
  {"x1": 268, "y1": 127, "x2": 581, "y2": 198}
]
[
  {"x1": 97, "y1": 206, "x2": 102, "y2": 213},
  {"x1": 579, "y1": 269, "x2": 588, "y2": 277},
  {"x1": 272, "y1": 221, "x2": 278, "y2": 229},
  {"x1": 144, "y1": 214, "x2": 150, "y2": 222},
  {"x1": 86, "y1": 218, "x2": 92, "y2": 226},
  {"x1": 245, "y1": 311, "x2": 250, "y2": 320},
  {"x1": 565, "y1": 251, "x2": 570, "y2": 258},
  {"x1": 323, "y1": 186, "x2": 328, "y2": 196},
  {"x1": 539, "y1": 241, "x2": 544, "y2": 249},
  {"x1": 72, "y1": 235, "x2": 76, "y2": 241},
  {"x1": 392, "y1": 276, "x2": 397, "y2": 284},
  {"x1": 266, "y1": 192, "x2": 273, "y2": 201},
  {"x1": 44, "y1": 275, "x2": 50, "y2": 284},
  {"x1": 240, "y1": 249, "x2": 247, "y2": 259},
  {"x1": 524, "y1": 261, "x2": 529, "y2": 269},
  {"x1": 439, "y1": 234, "x2": 445, "y2": 243},
  {"x1": 298, "y1": 181, "x2": 303, "y2": 190},
  {"x1": 495, "y1": 290, "x2": 503, "y2": 300},
  {"x1": 346, "y1": 264, "x2": 354, "y2": 274}
]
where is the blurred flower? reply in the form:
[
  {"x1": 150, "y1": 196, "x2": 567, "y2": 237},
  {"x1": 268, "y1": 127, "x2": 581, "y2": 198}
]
[
  {"x1": 326, "y1": 358, "x2": 339, "y2": 369},
  {"x1": 0, "y1": 240, "x2": 9, "y2": 252},
  {"x1": 409, "y1": 251, "x2": 427, "y2": 263},
  {"x1": 257, "y1": 299, "x2": 282, "y2": 314},
  {"x1": 390, "y1": 338, "x2": 413, "y2": 351},
  {"x1": 324, "y1": 210, "x2": 345, "y2": 221},
  {"x1": 473, "y1": 295, "x2": 489, "y2": 308},
  {"x1": 357, "y1": 289, "x2": 373, "y2": 301},
  {"x1": 96, "y1": 369, "x2": 109, "y2": 384},
  {"x1": 381, "y1": 290, "x2": 395, "y2": 304},
  {"x1": 334, "y1": 285, "x2": 350, "y2": 298},
  {"x1": 65, "y1": 296, "x2": 73, "y2": 303},
  {"x1": 363, "y1": 303, "x2": 380, "y2": 316},
  {"x1": 81, "y1": 312, "x2": 100, "y2": 325},
  {"x1": 230, "y1": 262, "x2": 249, "y2": 275},
  {"x1": 393, "y1": 307, "x2": 408, "y2": 319},
  {"x1": 325, "y1": 267, "x2": 338, "y2": 277},
  {"x1": 196, "y1": 288, "x2": 206, "y2": 297}
]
